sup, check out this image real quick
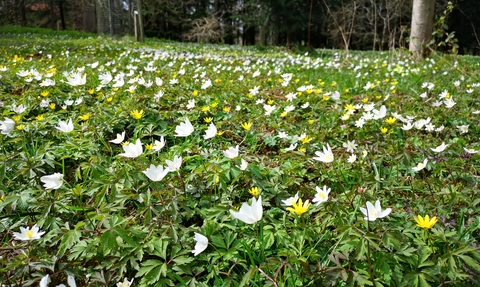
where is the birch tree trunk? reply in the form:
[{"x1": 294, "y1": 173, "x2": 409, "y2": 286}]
[{"x1": 409, "y1": 0, "x2": 434, "y2": 59}]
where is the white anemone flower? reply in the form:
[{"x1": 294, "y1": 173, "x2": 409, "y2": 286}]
[
  {"x1": 55, "y1": 119, "x2": 74, "y2": 133},
  {"x1": 223, "y1": 145, "x2": 239, "y2": 159},
  {"x1": 175, "y1": 118, "x2": 194, "y2": 137},
  {"x1": 312, "y1": 186, "x2": 330, "y2": 205},
  {"x1": 360, "y1": 200, "x2": 391, "y2": 221},
  {"x1": 281, "y1": 192, "x2": 299, "y2": 206},
  {"x1": 40, "y1": 274, "x2": 50, "y2": 287},
  {"x1": 464, "y1": 148, "x2": 479, "y2": 154},
  {"x1": 152, "y1": 136, "x2": 166, "y2": 151},
  {"x1": 142, "y1": 164, "x2": 169, "y2": 182},
  {"x1": 412, "y1": 158, "x2": 428, "y2": 172},
  {"x1": 430, "y1": 142, "x2": 448, "y2": 153},
  {"x1": 313, "y1": 144, "x2": 334, "y2": 163},
  {"x1": 12, "y1": 104, "x2": 26, "y2": 114},
  {"x1": 230, "y1": 196, "x2": 263, "y2": 224},
  {"x1": 192, "y1": 233, "x2": 208, "y2": 256},
  {"x1": 13, "y1": 224, "x2": 46, "y2": 241},
  {"x1": 64, "y1": 72, "x2": 86, "y2": 86},
  {"x1": 116, "y1": 278, "x2": 134, "y2": 287},
  {"x1": 0, "y1": 117, "x2": 15, "y2": 135},
  {"x1": 109, "y1": 131, "x2": 125, "y2": 144},
  {"x1": 119, "y1": 139, "x2": 143, "y2": 158},
  {"x1": 237, "y1": 159, "x2": 248, "y2": 171},
  {"x1": 40, "y1": 173, "x2": 63, "y2": 190},
  {"x1": 166, "y1": 155, "x2": 182, "y2": 172},
  {"x1": 347, "y1": 153, "x2": 357, "y2": 163},
  {"x1": 203, "y1": 123, "x2": 217, "y2": 139},
  {"x1": 67, "y1": 275, "x2": 77, "y2": 287}
]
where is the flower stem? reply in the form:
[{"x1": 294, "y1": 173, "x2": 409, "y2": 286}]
[
  {"x1": 259, "y1": 218, "x2": 265, "y2": 262},
  {"x1": 365, "y1": 221, "x2": 375, "y2": 284}
]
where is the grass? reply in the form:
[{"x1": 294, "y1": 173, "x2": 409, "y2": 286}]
[{"x1": 0, "y1": 26, "x2": 480, "y2": 287}]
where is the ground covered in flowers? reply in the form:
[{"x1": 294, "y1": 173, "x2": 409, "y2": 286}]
[{"x1": 1, "y1": 27, "x2": 480, "y2": 286}]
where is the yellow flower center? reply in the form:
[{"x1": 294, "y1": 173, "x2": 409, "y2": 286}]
[{"x1": 25, "y1": 230, "x2": 35, "y2": 239}]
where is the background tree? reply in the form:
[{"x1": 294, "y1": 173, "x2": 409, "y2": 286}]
[
  {"x1": 409, "y1": 0, "x2": 435, "y2": 58},
  {"x1": 0, "y1": 0, "x2": 479, "y2": 55}
]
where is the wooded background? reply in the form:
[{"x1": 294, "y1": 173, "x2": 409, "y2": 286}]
[{"x1": 1, "y1": 0, "x2": 479, "y2": 55}]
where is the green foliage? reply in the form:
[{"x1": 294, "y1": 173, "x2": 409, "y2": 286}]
[
  {"x1": 0, "y1": 28, "x2": 480, "y2": 287},
  {"x1": 428, "y1": 1, "x2": 460, "y2": 55}
]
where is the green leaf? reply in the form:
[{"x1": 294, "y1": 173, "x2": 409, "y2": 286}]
[
  {"x1": 0, "y1": 162, "x2": 5, "y2": 183},
  {"x1": 99, "y1": 230, "x2": 117, "y2": 256},
  {"x1": 114, "y1": 227, "x2": 139, "y2": 247},
  {"x1": 137, "y1": 259, "x2": 165, "y2": 285},
  {"x1": 457, "y1": 255, "x2": 480, "y2": 272},
  {"x1": 239, "y1": 267, "x2": 257, "y2": 287},
  {"x1": 57, "y1": 229, "x2": 81, "y2": 258},
  {"x1": 172, "y1": 256, "x2": 194, "y2": 265}
]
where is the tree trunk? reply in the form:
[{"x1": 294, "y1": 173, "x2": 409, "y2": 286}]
[
  {"x1": 20, "y1": 0, "x2": 26, "y2": 26},
  {"x1": 136, "y1": 0, "x2": 144, "y2": 42},
  {"x1": 49, "y1": 0, "x2": 56, "y2": 29},
  {"x1": 82, "y1": 0, "x2": 96, "y2": 32},
  {"x1": 58, "y1": 0, "x2": 66, "y2": 30},
  {"x1": 409, "y1": 0, "x2": 434, "y2": 59}
]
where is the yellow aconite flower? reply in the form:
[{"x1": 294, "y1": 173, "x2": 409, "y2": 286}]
[
  {"x1": 249, "y1": 187, "x2": 259, "y2": 197},
  {"x1": 0, "y1": 195, "x2": 5, "y2": 203},
  {"x1": 286, "y1": 198, "x2": 311, "y2": 216},
  {"x1": 341, "y1": 113, "x2": 350, "y2": 121},
  {"x1": 41, "y1": 91, "x2": 49, "y2": 97},
  {"x1": 267, "y1": 99, "x2": 274, "y2": 105},
  {"x1": 241, "y1": 122, "x2": 253, "y2": 131},
  {"x1": 201, "y1": 106, "x2": 210, "y2": 112},
  {"x1": 301, "y1": 135, "x2": 313, "y2": 144},
  {"x1": 385, "y1": 117, "x2": 396, "y2": 124},
  {"x1": 280, "y1": 112, "x2": 288, "y2": 118},
  {"x1": 414, "y1": 215, "x2": 437, "y2": 230},
  {"x1": 214, "y1": 79, "x2": 221, "y2": 83},
  {"x1": 49, "y1": 103, "x2": 56, "y2": 109},
  {"x1": 362, "y1": 97, "x2": 369, "y2": 103},
  {"x1": 106, "y1": 97, "x2": 113, "y2": 103},
  {"x1": 12, "y1": 115, "x2": 21, "y2": 122},
  {"x1": 210, "y1": 102, "x2": 218, "y2": 108},
  {"x1": 36, "y1": 115, "x2": 44, "y2": 121},
  {"x1": 88, "y1": 89, "x2": 94, "y2": 95},
  {"x1": 204, "y1": 117, "x2": 213, "y2": 123},
  {"x1": 298, "y1": 147, "x2": 306, "y2": 153},
  {"x1": 345, "y1": 104, "x2": 355, "y2": 112},
  {"x1": 79, "y1": 113, "x2": 91, "y2": 121},
  {"x1": 331, "y1": 81, "x2": 337, "y2": 87},
  {"x1": 192, "y1": 90, "x2": 198, "y2": 96},
  {"x1": 223, "y1": 106, "x2": 231, "y2": 113},
  {"x1": 306, "y1": 89, "x2": 313, "y2": 94},
  {"x1": 216, "y1": 131, "x2": 224, "y2": 136},
  {"x1": 380, "y1": 127, "x2": 388, "y2": 134},
  {"x1": 16, "y1": 125, "x2": 25, "y2": 131},
  {"x1": 323, "y1": 95, "x2": 330, "y2": 101},
  {"x1": 130, "y1": 109, "x2": 144, "y2": 120},
  {"x1": 145, "y1": 143, "x2": 153, "y2": 150},
  {"x1": 307, "y1": 119, "x2": 315, "y2": 125},
  {"x1": 344, "y1": 88, "x2": 349, "y2": 93}
]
